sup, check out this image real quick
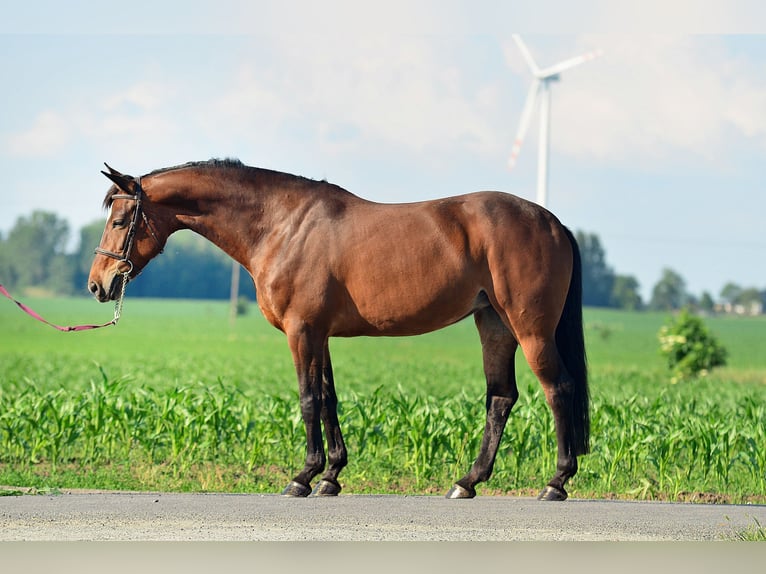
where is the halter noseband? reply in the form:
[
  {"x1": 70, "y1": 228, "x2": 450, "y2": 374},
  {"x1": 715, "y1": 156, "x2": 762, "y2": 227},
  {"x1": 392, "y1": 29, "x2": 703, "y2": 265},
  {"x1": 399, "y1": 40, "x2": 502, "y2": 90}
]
[{"x1": 94, "y1": 178, "x2": 163, "y2": 274}]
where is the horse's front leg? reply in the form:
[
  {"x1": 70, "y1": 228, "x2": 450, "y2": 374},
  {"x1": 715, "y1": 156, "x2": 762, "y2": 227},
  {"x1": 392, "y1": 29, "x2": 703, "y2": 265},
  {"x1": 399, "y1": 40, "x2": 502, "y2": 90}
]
[
  {"x1": 282, "y1": 326, "x2": 327, "y2": 497},
  {"x1": 311, "y1": 345, "x2": 347, "y2": 496}
]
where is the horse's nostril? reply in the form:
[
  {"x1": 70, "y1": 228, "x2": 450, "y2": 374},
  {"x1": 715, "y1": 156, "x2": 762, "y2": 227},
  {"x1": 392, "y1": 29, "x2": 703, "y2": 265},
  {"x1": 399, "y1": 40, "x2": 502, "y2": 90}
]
[{"x1": 88, "y1": 281, "x2": 99, "y2": 295}]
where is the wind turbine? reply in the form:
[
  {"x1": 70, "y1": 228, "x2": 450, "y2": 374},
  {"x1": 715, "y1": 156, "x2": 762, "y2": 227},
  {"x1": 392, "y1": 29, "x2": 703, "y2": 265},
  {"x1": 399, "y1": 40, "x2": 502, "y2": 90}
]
[{"x1": 508, "y1": 35, "x2": 602, "y2": 209}]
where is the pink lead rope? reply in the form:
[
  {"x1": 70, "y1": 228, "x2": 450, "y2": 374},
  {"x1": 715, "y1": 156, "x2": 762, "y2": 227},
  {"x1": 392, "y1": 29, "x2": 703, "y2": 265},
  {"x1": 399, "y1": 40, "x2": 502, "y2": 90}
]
[{"x1": 0, "y1": 276, "x2": 128, "y2": 332}]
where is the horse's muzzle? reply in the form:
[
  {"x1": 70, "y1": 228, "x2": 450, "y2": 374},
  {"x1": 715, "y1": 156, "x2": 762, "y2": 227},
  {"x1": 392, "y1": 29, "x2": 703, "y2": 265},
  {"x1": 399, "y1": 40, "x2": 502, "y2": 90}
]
[
  {"x1": 88, "y1": 274, "x2": 123, "y2": 303},
  {"x1": 88, "y1": 280, "x2": 108, "y2": 302}
]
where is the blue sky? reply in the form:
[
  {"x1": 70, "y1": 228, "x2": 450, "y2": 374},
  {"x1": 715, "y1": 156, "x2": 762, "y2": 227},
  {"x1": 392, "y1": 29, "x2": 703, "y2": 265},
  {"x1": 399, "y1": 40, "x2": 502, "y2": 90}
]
[{"x1": 1, "y1": 2, "x2": 765, "y2": 301}]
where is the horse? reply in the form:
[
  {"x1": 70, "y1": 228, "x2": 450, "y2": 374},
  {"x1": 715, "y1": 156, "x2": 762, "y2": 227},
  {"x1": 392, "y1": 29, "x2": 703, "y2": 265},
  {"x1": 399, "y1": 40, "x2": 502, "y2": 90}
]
[{"x1": 88, "y1": 159, "x2": 589, "y2": 501}]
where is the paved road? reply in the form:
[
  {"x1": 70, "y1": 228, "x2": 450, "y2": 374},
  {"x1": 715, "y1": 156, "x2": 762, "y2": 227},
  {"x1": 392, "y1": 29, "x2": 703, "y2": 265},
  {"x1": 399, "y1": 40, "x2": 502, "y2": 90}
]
[{"x1": 1, "y1": 492, "x2": 764, "y2": 541}]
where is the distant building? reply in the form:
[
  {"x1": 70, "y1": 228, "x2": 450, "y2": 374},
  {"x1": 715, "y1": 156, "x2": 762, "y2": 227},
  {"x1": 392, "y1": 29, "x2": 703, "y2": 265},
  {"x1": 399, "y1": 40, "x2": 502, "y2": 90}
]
[{"x1": 716, "y1": 301, "x2": 764, "y2": 316}]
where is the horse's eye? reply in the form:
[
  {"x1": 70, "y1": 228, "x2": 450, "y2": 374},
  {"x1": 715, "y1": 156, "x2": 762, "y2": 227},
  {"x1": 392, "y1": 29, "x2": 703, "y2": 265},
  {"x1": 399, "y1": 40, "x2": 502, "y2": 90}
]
[{"x1": 112, "y1": 219, "x2": 125, "y2": 228}]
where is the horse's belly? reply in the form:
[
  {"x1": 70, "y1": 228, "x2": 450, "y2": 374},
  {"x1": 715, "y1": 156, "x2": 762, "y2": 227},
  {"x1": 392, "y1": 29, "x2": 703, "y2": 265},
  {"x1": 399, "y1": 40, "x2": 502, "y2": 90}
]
[{"x1": 333, "y1": 278, "x2": 484, "y2": 337}]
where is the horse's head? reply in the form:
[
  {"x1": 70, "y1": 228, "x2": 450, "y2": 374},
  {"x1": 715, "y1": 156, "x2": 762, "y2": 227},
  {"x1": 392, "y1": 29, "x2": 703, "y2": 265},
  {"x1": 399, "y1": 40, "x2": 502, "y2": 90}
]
[{"x1": 87, "y1": 164, "x2": 166, "y2": 302}]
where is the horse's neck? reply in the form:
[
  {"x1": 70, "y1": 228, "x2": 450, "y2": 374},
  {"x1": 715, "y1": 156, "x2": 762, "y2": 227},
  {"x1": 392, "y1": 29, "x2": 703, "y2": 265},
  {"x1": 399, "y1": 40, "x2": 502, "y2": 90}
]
[{"x1": 149, "y1": 168, "x2": 323, "y2": 269}]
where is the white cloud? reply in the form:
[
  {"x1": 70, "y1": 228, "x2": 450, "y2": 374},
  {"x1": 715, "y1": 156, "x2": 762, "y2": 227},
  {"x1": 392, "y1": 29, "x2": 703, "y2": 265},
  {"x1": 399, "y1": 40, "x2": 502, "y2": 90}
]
[
  {"x1": 207, "y1": 66, "x2": 292, "y2": 137},
  {"x1": 725, "y1": 78, "x2": 766, "y2": 139},
  {"x1": 95, "y1": 81, "x2": 177, "y2": 141},
  {"x1": 514, "y1": 35, "x2": 766, "y2": 167},
  {"x1": 7, "y1": 34, "x2": 765, "y2": 175},
  {"x1": 5, "y1": 110, "x2": 70, "y2": 157},
  {"x1": 209, "y1": 36, "x2": 505, "y2": 161},
  {"x1": 103, "y1": 81, "x2": 171, "y2": 112},
  {"x1": 4, "y1": 80, "x2": 178, "y2": 160}
]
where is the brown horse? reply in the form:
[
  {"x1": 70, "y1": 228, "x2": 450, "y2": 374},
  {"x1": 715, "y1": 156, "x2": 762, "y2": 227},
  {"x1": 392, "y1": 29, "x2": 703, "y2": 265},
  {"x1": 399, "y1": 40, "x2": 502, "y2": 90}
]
[{"x1": 88, "y1": 159, "x2": 589, "y2": 500}]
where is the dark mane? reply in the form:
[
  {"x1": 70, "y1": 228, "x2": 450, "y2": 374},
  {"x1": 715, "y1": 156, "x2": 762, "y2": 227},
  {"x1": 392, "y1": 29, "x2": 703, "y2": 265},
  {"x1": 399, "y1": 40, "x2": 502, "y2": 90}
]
[
  {"x1": 144, "y1": 158, "x2": 245, "y2": 177},
  {"x1": 140, "y1": 158, "x2": 342, "y2": 192},
  {"x1": 102, "y1": 158, "x2": 246, "y2": 209},
  {"x1": 102, "y1": 158, "x2": 347, "y2": 210}
]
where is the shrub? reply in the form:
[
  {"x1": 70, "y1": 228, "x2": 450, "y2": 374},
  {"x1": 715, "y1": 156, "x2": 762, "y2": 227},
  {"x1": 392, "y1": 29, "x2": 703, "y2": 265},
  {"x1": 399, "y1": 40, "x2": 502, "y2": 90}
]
[
  {"x1": 658, "y1": 308, "x2": 727, "y2": 382},
  {"x1": 235, "y1": 296, "x2": 249, "y2": 316}
]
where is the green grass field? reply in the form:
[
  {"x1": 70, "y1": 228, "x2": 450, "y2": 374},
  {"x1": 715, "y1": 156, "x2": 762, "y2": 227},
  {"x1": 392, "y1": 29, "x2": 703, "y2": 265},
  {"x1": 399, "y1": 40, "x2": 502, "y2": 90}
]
[{"x1": 1, "y1": 295, "x2": 765, "y2": 501}]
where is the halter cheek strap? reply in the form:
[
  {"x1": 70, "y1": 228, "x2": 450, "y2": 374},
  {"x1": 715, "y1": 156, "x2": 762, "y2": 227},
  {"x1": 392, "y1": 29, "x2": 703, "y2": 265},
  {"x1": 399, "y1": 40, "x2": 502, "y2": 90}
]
[
  {"x1": 93, "y1": 179, "x2": 164, "y2": 274},
  {"x1": 94, "y1": 191, "x2": 142, "y2": 269}
]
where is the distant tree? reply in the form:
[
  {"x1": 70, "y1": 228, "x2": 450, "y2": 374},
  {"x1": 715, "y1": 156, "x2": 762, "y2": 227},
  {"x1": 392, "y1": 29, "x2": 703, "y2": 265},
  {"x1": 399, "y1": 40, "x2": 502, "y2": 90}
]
[
  {"x1": 610, "y1": 274, "x2": 643, "y2": 310},
  {"x1": 0, "y1": 231, "x2": 12, "y2": 286},
  {"x1": 649, "y1": 268, "x2": 687, "y2": 311},
  {"x1": 719, "y1": 282, "x2": 742, "y2": 306},
  {"x1": 72, "y1": 220, "x2": 107, "y2": 296},
  {"x1": 2, "y1": 211, "x2": 73, "y2": 294},
  {"x1": 737, "y1": 287, "x2": 763, "y2": 313},
  {"x1": 698, "y1": 291, "x2": 715, "y2": 313},
  {"x1": 575, "y1": 231, "x2": 615, "y2": 307},
  {"x1": 718, "y1": 283, "x2": 764, "y2": 314}
]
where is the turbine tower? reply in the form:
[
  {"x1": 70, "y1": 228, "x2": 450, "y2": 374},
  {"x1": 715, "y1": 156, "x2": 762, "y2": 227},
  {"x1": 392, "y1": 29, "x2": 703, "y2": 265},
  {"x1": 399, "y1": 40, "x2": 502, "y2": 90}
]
[{"x1": 508, "y1": 35, "x2": 602, "y2": 209}]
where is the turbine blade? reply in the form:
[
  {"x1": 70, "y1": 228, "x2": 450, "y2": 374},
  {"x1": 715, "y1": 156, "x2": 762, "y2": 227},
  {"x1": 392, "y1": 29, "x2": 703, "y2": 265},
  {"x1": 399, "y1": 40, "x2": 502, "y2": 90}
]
[
  {"x1": 537, "y1": 48, "x2": 603, "y2": 78},
  {"x1": 512, "y1": 34, "x2": 540, "y2": 76},
  {"x1": 508, "y1": 80, "x2": 540, "y2": 170}
]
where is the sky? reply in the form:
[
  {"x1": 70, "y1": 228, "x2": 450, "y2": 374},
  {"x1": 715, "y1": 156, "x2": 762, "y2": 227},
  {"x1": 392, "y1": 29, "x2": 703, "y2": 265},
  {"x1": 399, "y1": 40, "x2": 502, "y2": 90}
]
[{"x1": 1, "y1": 2, "x2": 765, "y2": 301}]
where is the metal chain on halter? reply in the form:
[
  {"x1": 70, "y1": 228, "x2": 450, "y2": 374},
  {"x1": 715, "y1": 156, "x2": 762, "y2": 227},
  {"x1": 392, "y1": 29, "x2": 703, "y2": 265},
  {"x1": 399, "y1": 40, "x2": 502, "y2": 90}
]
[{"x1": 112, "y1": 272, "x2": 130, "y2": 325}]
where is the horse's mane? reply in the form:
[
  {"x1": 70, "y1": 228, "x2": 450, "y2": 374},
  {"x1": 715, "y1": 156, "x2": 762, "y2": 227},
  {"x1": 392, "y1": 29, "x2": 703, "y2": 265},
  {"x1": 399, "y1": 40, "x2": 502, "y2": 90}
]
[
  {"x1": 102, "y1": 158, "x2": 246, "y2": 208},
  {"x1": 101, "y1": 158, "x2": 351, "y2": 210},
  {"x1": 144, "y1": 158, "x2": 245, "y2": 177}
]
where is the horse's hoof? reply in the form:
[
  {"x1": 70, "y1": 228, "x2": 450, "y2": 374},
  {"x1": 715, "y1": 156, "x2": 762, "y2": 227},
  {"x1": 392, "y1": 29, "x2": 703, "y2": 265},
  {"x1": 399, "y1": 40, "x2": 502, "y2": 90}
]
[
  {"x1": 282, "y1": 480, "x2": 312, "y2": 497},
  {"x1": 537, "y1": 485, "x2": 568, "y2": 501},
  {"x1": 311, "y1": 479, "x2": 342, "y2": 496},
  {"x1": 445, "y1": 484, "x2": 476, "y2": 499}
]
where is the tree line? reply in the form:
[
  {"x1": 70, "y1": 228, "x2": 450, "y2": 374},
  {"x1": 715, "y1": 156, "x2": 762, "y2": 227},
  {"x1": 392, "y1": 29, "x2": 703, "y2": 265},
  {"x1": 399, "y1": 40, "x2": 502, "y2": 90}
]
[
  {"x1": 1, "y1": 210, "x2": 763, "y2": 313},
  {"x1": 575, "y1": 231, "x2": 765, "y2": 314},
  {"x1": 0, "y1": 211, "x2": 255, "y2": 300}
]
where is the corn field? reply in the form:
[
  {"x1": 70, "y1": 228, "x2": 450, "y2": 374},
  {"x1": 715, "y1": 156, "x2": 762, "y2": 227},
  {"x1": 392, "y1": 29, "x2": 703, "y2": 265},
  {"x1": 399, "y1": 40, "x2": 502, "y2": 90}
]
[
  {"x1": 1, "y1": 300, "x2": 764, "y2": 501},
  {"x1": 1, "y1": 369, "x2": 764, "y2": 501}
]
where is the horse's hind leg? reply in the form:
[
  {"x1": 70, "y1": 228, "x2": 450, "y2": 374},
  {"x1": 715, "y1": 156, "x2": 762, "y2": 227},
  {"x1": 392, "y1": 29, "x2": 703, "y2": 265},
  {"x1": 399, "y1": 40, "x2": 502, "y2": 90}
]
[
  {"x1": 447, "y1": 306, "x2": 518, "y2": 499},
  {"x1": 312, "y1": 344, "x2": 348, "y2": 496},
  {"x1": 521, "y1": 336, "x2": 579, "y2": 501}
]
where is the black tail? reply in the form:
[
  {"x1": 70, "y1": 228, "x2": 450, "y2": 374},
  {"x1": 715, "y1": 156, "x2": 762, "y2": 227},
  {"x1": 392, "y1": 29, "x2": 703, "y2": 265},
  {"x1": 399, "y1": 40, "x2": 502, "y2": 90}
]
[{"x1": 555, "y1": 227, "x2": 590, "y2": 455}]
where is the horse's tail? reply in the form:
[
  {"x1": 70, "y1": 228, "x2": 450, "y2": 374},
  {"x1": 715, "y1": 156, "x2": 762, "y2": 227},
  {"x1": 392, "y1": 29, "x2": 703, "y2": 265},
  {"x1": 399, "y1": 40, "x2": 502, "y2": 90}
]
[{"x1": 556, "y1": 227, "x2": 590, "y2": 455}]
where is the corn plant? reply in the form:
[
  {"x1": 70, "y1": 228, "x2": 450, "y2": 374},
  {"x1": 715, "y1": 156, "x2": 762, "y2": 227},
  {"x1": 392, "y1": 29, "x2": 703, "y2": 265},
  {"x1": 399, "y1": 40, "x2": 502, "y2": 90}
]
[{"x1": 1, "y1": 365, "x2": 765, "y2": 501}]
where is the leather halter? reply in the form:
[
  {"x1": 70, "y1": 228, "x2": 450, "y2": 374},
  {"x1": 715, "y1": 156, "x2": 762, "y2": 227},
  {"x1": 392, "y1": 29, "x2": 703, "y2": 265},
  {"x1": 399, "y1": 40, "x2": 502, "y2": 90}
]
[{"x1": 94, "y1": 178, "x2": 163, "y2": 274}]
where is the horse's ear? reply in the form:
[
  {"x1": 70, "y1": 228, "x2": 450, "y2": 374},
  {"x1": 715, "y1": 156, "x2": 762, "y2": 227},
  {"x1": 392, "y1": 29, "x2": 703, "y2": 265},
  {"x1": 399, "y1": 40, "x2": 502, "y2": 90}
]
[
  {"x1": 101, "y1": 164, "x2": 136, "y2": 194},
  {"x1": 103, "y1": 163, "x2": 123, "y2": 177}
]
